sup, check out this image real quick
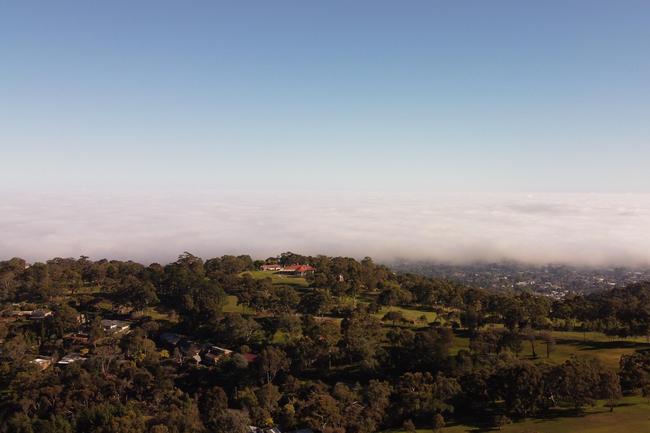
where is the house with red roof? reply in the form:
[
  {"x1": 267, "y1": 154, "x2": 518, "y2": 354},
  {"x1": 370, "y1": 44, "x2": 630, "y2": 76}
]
[
  {"x1": 282, "y1": 264, "x2": 316, "y2": 276},
  {"x1": 260, "y1": 263, "x2": 315, "y2": 276}
]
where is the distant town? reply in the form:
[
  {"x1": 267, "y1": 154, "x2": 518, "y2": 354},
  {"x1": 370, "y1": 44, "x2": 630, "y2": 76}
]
[{"x1": 391, "y1": 261, "x2": 650, "y2": 299}]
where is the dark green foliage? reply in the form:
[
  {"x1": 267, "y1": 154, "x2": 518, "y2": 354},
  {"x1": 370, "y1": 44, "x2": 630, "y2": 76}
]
[{"x1": 1, "y1": 252, "x2": 648, "y2": 433}]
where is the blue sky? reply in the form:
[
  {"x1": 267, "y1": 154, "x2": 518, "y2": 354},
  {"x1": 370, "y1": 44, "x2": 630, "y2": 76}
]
[{"x1": 1, "y1": 1, "x2": 649, "y2": 194}]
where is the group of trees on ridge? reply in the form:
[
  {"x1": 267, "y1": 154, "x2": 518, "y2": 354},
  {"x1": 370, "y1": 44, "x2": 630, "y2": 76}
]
[{"x1": 1, "y1": 252, "x2": 650, "y2": 433}]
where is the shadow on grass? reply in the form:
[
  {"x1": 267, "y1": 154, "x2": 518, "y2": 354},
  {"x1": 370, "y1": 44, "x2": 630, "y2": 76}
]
[
  {"x1": 556, "y1": 338, "x2": 650, "y2": 351},
  {"x1": 452, "y1": 406, "x2": 599, "y2": 433}
]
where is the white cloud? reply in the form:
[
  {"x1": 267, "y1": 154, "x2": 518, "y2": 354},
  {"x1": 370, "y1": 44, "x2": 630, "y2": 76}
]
[{"x1": 1, "y1": 191, "x2": 650, "y2": 266}]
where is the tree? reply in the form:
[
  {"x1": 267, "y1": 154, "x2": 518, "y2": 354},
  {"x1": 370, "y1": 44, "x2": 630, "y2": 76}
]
[
  {"x1": 469, "y1": 329, "x2": 500, "y2": 355},
  {"x1": 21, "y1": 262, "x2": 55, "y2": 300},
  {"x1": 159, "y1": 252, "x2": 205, "y2": 302},
  {"x1": 198, "y1": 386, "x2": 227, "y2": 425},
  {"x1": 89, "y1": 315, "x2": 105, "y2": 347},
  {"x1": 460, "y1": 301, "x2": 484, "y2": 336},
  {"x1": 75, "y1": 402, "x2": 146, "y2": 433},
  {"x1": 409, "y1": 327, "x2": 454, "y2": 371},
  {"x1": 33, "y1": 415, "x2": 73, "y2": 433},
  {"x1": 6, "y1": 412, "x2": 35, "y2": 433},
  {"x1": 539, "y1": 331, "x2": 556, "y2": 359},
  {"x1": 130, "y1": 281, "x2": 159, "y2": 311},
  {"x1": 492, "y1": 414, "x2": 512, "y2": 430},
  {"x1": 599, "y1": 370, "x2": 622, "y2": 412},
  {"x1": 395, "y1": 372, "x2": 459, "y2": 421},
  {"x1": 119, "y1": 330, "x2": 159, "y2": 365},
  {"x1": 299, "y1": 289, "x2": 333, "y2": 317},
  {"x1": 299, "y1": 389, "x2": 344, "y2": 433},
  {"x1": 490, "y1": 361, "x2": 546, "y2": 417},
  {"x1": 340, "y1": 312, "x2": 384, "y2": 370},
  {"x1": 643, "y1": 384, "x2": 650, "y2": 404},
  {"x1": 378, "y1": 284, "x2": 401, "y2": 308},
  {"x1": 402, "y1": 419, "x2": 416, "y2": 433},
  {"x1": 522, "y1": 327, "x2": 537, "y2": 358},
  {"x1": 257, "y1": 346, "x2": 290, "y2": 385},
  {"x1": 620, "y1": 350, "x2": 650, "y2": 392},
  {"x1": 298, "y1": 316, "x2": 340, "y2": 370},
  {"x1": 382, "y1": 311, "x2": 404, "y2": 326},
  {"x1": 48, "y1": 303, "x2": 81, "y2": 337},
  {"x1": 0, "y1": 257, "x2": 25, "y2": 301},
  {"x1": 208, "y1": 410, "x2": 249, "y2": 433},
  {"x1": 177, "y1": 280, "x2": 226, "y2": 328},
  {"x1": 216, "y1": 313, "x2": 261, "y2": 346},
  {"x1": 433, "y1": 413, "x2": 445, "y2": 433},
  {"x1": 499, "y1": 330, "x2": 523, "y2": 357},
  {"x1": 363, "y1": 380, "x2": 391, "y2": 430},
  {"x1": 61, "y1": 268, "x2": 83, "y2": 295},
  {"x1": 550, "y1": 357, "x2": 603, "y2": 410}
]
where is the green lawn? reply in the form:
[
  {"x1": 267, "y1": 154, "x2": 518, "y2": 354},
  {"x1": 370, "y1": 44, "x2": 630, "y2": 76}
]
[
  {"x1": 451, "y1": 334, "x2": 470, "y2": 354},
  {"x1": 222, "y1": 294, "x2": 255, "y2": 314},
  {"x1": 241, "y1": 270, "x2": 309, "y2": 287},
  {"x1": 374, "y1": 304, "x2": 459, "y2": 325},
  {"x1": 142, "y1": 306, "x2": 179, "y2": 323},
  {"x1": 369, "y1": 305, "x2": 650, "y2": 367},
  {"x1": 375, "y1": 306, "x2": 441, "y2": 323},
  {"x1": 414, "y1": 325, "x2": 650, "y2": 369},
  {"x1": 504, "y1": 330, "x2": 650, "y2": 369},
  {"x1": 385, "y1": 397, "x2": 650, "y2": 433}
]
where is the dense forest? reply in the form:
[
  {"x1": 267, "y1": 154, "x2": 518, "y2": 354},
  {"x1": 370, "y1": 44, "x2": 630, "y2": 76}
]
[{"x1": 1, "y1": 252, "x2": 650, "y2": 433}]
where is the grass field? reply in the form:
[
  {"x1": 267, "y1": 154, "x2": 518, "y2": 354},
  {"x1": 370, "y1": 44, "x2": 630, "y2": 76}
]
[
  {"x1": 497, "y1": 330, "x2": 650, "y2": 369},
  {"x1": 374, "y1": 305, "x2": 443, "y2": 323},
  {"x1": 384, "y1": 397, "x2": 650, "y2": 433},
  {"x1": 222, "y1": 294, "x2": 255, "y2": 314},
  {"x1": 241, "y1": 270, "x2": 309, "y2": 287},
  {"x1": 142, "y1": 306, "x2": 179, "y2": 322},
  {"x1": 372, "y1": 304, "x2": 650, "y2": 368}
]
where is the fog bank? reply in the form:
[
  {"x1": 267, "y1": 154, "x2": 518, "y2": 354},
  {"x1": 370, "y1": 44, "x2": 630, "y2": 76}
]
[{"x1": 1, "y1": 192, "x2": 649, "y2": 267}]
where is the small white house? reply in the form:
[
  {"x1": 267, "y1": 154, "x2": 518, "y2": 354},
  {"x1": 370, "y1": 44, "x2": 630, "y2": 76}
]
[{"x1": 58, "y1": 353, "x2": 86, "y2": 366}]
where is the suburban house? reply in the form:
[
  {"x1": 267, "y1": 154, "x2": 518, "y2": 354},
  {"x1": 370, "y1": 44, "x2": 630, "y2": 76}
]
[
  {"x1": 31, "y1": 356, "x2": 53, "y2": 370},
  {"x1": 178, "y1": 339, "x2": 202, "y2": 364},
  {"x1": 203, "y1": 345, "x2": 233, "y2": 365},
  {"x1": 260, "y1": 264, "x2": 316, "y2": 276},
  {"x1": 249, "y1": 427, "x2": 282, "y2": 433},
  {"x1": 64, "y1": 332, "x2": 90, "y2": 345},
  {"x1": 9, "y1": 310, "x2": 33, "y2": 318},
  {"x1": 282, "y1": 264, "x2": 316, "y2": 276},
  {"x1": 30, "y1": 309, "x2": 53, "y2": 320},
  {"x1": 58, "y1": 353, "x2": 86, "y2": 366},
  {"x1": 101, "y1": 319, "x2": 131, "y2": 335},
  {"x1": 156, "y1": 332, "x2": 256, "y2": 367},
  {"x1": 248, "y1": 427, "x2": 312, "y2": 433}
]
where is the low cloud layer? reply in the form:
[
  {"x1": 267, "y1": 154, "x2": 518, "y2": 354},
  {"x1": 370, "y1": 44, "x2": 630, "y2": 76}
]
[{"x1": 1, "y1": 192, "x2": 650, "y2": 267}]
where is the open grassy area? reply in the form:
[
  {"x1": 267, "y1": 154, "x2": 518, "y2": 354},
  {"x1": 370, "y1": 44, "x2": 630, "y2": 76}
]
[
  {"x1": 141, "y1": 306, "x2": 179, "y2": 323},
  {"x1": 385, "y1": 397, "x2": 650, "y2": 433},
  {"x1": 368, "y1": 304, "x2": 650, "y2": 367},
  {"x1": 374, "y1": 305, "x2": 442, "y2": 323},
  {"x1": 451, "y1": 334, "x2": 470, "y2": 354},
  {"x1": 241, "y1": 270, "x2": 310, "y2": 287},
  {"x1": 497, "y1": 329, "x2": 650, "y2": 369},
  {"x1": 222, "y1": 294, "x2": 255, "y2": 314}
]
